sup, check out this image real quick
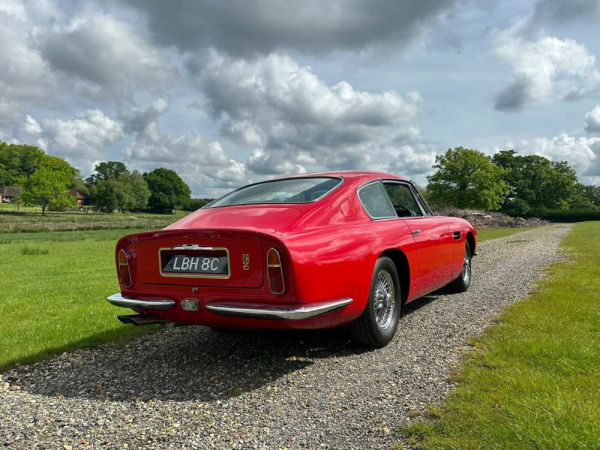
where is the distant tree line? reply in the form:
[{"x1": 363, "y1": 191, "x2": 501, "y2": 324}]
[
  {"x1": 0, "y1": 141, "x2": 210, "y2": 215},
  {"x1": 3, "y1": 141, "x2": 598, "y2": 217},
  {"x1": 425, "y1": 147, "x2": 600, "y2": 216}
]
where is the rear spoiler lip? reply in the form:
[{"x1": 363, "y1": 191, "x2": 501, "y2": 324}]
[{"x1": 116, "y1": 227, "x2": 287, "y2": 249}]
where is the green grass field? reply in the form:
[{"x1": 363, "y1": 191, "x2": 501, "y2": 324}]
[
  {"x1": 0, "y1": 229, "x2": 156, "y2": 371},
  {"x1": 401, "y1": 221, "x2": 600, "y2": 449},
  {"x1": 0, "y1": 204, "x2": 187, "y2": 233}
]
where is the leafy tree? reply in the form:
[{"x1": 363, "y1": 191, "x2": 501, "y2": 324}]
[
  {"x1": 582, "y1": 185, "x2": 600, "y2": 208},
  {"x1": 569, "y1": 184, "x2": 600, "y2": 210},
  {"x1": 0, "y1": 165, "x2": 11, "y2": 187},
  {"x1": 187, "y1": 198, "x2": 212, "y2": 211},
  {"x1": 0, "y1": 142, "x2": 50, "y2": 185},
  {"x1": 22, "y1": 167, "x2": 73, "y2": 215},
  {"x1": 427, "y1": 147, "x2": 508, "y2": 210},
  {"x1": 492, "y1": 150, "x2": 579, "y2": 214},
  {"x1": 127, "y1": 171, "x2": 151, "y2": 210},
  {"x1": 86, "y1": 161, "x2": 129, "y2": 185},
  {"x1": 70, "y1": 177, "x2": 89, "y2": 197},
  {"x1": 94, "y1": 171, "x2": 150, "y2": 212},
  {"x1": 143, "y1": 168, "x2": 191, "y2": 213},
  {"x1": 94, "y1": 179, "x2": 120, "y2": 213}
]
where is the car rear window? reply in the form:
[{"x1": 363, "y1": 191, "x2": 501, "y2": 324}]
[{"x1": 210, "y1": 177, "x2": 342, "y2": 207}]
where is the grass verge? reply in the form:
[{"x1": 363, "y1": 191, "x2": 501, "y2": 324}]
[
  {"x1": 476, "y1": 227, "x2": 534, "y2": 241},
  {"x1": 400, "y1": 221, "x2": 600, "y2": 449},
  {"x1": 0, "y1": 229, "x2": 157, "y2": 371}
]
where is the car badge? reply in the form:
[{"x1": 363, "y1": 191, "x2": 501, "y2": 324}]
[
  {"x1": 172, "y1": 244, "x2": 214, "y2": 250},
  {"x1": 242, "y1": 253, "x2": 250, "y2": 271}
]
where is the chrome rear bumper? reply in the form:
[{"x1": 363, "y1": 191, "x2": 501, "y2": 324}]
[
  {"x1": 106, "y1": 293, "x2": 176, "y2": 310},
  {"x1": 107, "y1": 293, "x2": 352, "y2": 320},
  {"x1": 206, "y1": 298, "x2": 353, "y2": 320}
]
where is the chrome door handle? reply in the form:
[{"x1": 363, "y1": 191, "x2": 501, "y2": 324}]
[{"x1": 411, "y1": 229, "x2": 421, "y2": 236}]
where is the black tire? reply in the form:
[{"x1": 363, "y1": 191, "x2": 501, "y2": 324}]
[
  {"x1": 350, "y1": 257, "x2": 402, "y2": 348},
  {"x1": 447, "y1": 241, "x2": 472, "y2": 293}
]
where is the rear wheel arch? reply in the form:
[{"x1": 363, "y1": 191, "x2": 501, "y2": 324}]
[
  {"x1": 379, "y1": 249, "x2": 410, "y2": 304},
  {"x1": 466, "y1": 232, "x2": 475, "y2": 257}
]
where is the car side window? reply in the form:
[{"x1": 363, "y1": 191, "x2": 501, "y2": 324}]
[
  {"x1": 358, "y1": 182, "x2": 397, "y2": 219},
  {"x1": 383, "y1": 182, "x2": 423, "y2": 217}
]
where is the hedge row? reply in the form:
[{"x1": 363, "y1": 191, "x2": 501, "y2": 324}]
[{"x1": 524, "y1": 210, "x2": 600, "y2": 222}]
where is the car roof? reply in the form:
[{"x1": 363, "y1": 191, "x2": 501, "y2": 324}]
[{"x1": 270, "y1": 170, "x2": 409, "y2": 183}]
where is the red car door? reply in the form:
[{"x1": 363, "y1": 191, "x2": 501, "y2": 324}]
[
  {"x1": 403, "y1": 217, "x2": 453, "y2": 296},
  {"x1": 382, "y1": 181, "x2": 454, "y2": 298}
]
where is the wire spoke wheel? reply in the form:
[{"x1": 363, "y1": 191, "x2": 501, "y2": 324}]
[
  {"x1": 374, "y1": 270, "x2": 395, "y2": 330},
  {"x1": 462, "y1": 247, "x2": 472, "y2": 284},
  {"x1": 350, "y1": 256, "x2": 401, "y2": 348}
]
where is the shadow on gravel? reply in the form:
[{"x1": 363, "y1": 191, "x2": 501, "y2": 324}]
[
  {"x1": 9, "y1": 292, "x2": 453, "y2": 403},
  {"x1": 8, "y1": 326, "x2": 371, "y2": 402},
  {"x1": 402, "y1": 294, "x2": 439, "y2": 315}
]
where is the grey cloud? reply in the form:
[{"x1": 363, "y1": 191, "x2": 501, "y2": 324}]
[
  {"x1": 494, "y1": 79, "x2": 531, "y2": 111},
  {"x1": 120, "y1": 98, "x2": 169, "y2": 135},
  {"x1": 0, "y1": 7, "x2": 55, "y2": 125},
  {"x1": 532, "y1": 0, "x2": 600, "y2": 25},
  {"x1": 583, "y1": 140, "x2": 600, "y2": 177},
  {"x1": 120, "y1": 0, "x2": 459, "y2": 57},
  {"x1": 40, "y1": 13, "x2": 168, "y2": 98}
]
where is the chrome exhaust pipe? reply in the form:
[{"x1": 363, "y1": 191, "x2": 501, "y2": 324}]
[{"x1": 117, "y1": 314, "x2": 167, "y2": 326}]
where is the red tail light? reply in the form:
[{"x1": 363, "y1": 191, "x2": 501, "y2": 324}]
[
  {"x1": 267, "y1": 248, "x2": 285, "y2": 294},
  {"x1": 118, "y1": 249, "x2": 133, "y2": 288}
]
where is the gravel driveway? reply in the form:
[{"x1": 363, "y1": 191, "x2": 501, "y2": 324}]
[{"x1": 0, "y1": 225, "x2": 572, "y2": 449}]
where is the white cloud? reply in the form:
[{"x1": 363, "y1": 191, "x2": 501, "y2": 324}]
[
  {"x1": 511, "y1": 133, "x2": 600, "y2": 183},
  {"x1": 127, "y1": 132, "x2": 230, "y2": 168},
  {"x1": 123, "y1": 99, "x2": 249, "y2": 195},
  {"x1": 24, "y1": 110, "x2": 125, "y2": 169},
  {"x1": 585, "y1": 105, "x2": 600, "y2": 133},
  {"x1": 24, "y1": 115, "x2": 42, "y2": 135},
  {"x1": 494, "y1": 26, "x2": 600, "y2": 111},
  {"x1": 198, "y1": 52, "x2": 427, "y2": 177},
  {"x1": 387, "y1": 145, "x2": 438, "y2": 176}
]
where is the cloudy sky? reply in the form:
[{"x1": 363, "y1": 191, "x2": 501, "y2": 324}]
[{"x1": 2, "y1": 0, "x2": 600, "y2": 196}]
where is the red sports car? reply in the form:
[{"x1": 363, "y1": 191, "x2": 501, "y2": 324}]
[{"x1": 107, "y1": 171, "x2": 476, "y2": 347}]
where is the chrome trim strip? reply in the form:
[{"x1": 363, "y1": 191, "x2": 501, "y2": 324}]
[
  {"x1": 106, "y1": 293, "x2": 176, "y2": 310},
  {"x1": 171, "y1": 244, "x2": 217, "y2": 251},
  {"x1": 357, "y1": 181, "x2": 397, "y2": 220},
  {"x1": 267, "y1": 248, "x2": 285, "y2": 295},
  {"x1": 206, "y1": 298, "x2": 353, "y2": 320}
]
